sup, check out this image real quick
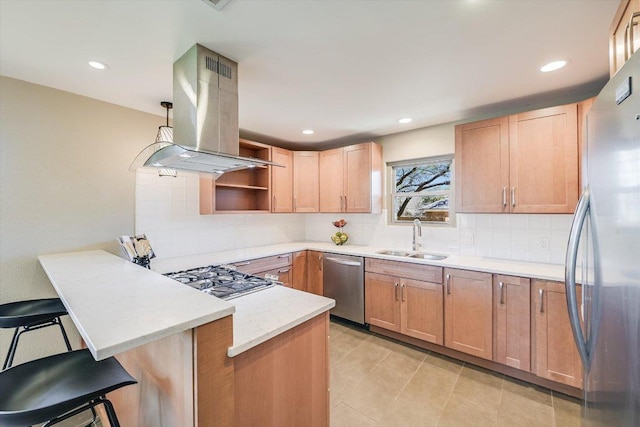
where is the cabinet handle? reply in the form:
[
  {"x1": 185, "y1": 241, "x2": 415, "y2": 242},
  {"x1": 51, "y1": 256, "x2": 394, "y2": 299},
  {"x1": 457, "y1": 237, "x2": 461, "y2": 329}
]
[
  {"x1": 499, "y1": 282, "x2": 504, "y2": 305},
  {"x1": 277, "y1": 254, "x2": 289, "y2": 259},
  {"x1": 511, "y1": 187, "x2": 516, "y2": 208},
  {"x1": 394, "y1": 283, "x2": 399, "y2": 301},
  {"x1": 446, "y1": 274, "x2": 451, "y2": 295},
  {"x1": 343, "y1": 195, "x2": 347, "y2": 211},
  {"x1": 502, "y1": 187, "x2": 507, "y2": 208},
  {"x1": 293, "y1": 197, "x2": 297, "y2": 211},
  {"x1": 629, "y1": 12, "x2": 640, "y2": 60},
  {"x1": 339, "y1": 195, "x2": 343, "y2": 211},
  {"x1": 278, "y1": 268, "x2": 290, "y2": 273},
  {"x1": 401, "y1": 283, "x2": 406, "y2": 301},
  {"x1": 539, "y1": 288, "x2": 544, "y2": 313},
  {"x1": 235, "y1": 261, "x2": 251, "y2": 266},
  {"x1": 319, "y1": 255, "x2": 323, "y2": 271},
  {"x1": 273, "y1": 195, "x2": 276, "y2": 210}
]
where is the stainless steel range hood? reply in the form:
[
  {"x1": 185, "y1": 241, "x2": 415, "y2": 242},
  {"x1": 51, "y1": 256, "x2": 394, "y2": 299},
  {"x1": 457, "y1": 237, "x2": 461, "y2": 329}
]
[{"x1": 131, "y1": 44, "x2": 278, "y2": 177}]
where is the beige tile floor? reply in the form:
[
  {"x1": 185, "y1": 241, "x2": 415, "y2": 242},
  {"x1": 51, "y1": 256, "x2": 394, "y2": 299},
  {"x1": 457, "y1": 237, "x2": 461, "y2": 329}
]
[{"x1": 330, "y1": 319, "x2": 584, "y2": 427}]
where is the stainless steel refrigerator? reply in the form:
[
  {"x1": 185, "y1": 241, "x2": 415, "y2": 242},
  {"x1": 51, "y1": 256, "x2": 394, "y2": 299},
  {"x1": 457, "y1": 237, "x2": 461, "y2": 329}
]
[{"x1": 565, "y1": 51, "x2": 639, "y2": 426}]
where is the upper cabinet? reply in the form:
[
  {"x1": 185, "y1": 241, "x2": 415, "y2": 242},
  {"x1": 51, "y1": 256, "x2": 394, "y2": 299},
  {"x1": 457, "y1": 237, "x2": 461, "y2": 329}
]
[
  {"x1": 455, "y1": 103, "x2": 579, "y2": 214},
  {"x1": 319, "y1": 142, "x2": 383, "y2": 213},
  {"x1": 200, "y1": 139, "x2": 271, "y2": 214},
  {"x1": 271, "y1": 147, "x2": 293, "y2": 213},
  {"x1": 293, "y1": 151, "x2": 320, "y2": 212},
  {"x1": 609, "y1": 0, "x2": 640, "y2": 76}
]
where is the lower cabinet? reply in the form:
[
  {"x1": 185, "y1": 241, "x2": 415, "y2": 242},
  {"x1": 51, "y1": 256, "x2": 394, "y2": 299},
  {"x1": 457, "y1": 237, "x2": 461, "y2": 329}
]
[
  {"x1": 232, "y1": 253, "x2": 292, "y2": 287},
  {"x1": 276, "y1": 250, "x2": 323, "y2": 295},
  {"x1": 533, "y1": 280, "x2": 583, "y2": 388},
  {"x1": 494, "y1": 275, "x2": 531, "y2": 371},
  {"x1": 365, "y1": 259, "x2": 444, "y2": 345},
  {"x1": 306, "y1": 250, "x2": 324, "y2": 296},
  {"x1": 444, "y1": 268, "x2": 493, "y2": 360}
]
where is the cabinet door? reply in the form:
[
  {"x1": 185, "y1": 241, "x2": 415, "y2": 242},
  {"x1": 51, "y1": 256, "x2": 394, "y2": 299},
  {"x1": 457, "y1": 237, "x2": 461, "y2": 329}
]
[
  {"x1": 260, "y1": 266, "x2": 292, "y2": 288},
  {"x1": 306, "y1": 250, "x2": 324, "y2": 296},
  {"x1": 292, "y1": 151, "x2": 319, "y2": 212},
  {"x1": 444, "y1": 268, "x2": 493, "y2": 360},
  {"x1": 494, "y1": 275, "x2": 530, "y2": 371},
  {"x1": 454, "y1": 117, "x2": 510, "y2": 213},
  {"x1": 291, "y1": 251, "x2": 307, "y2": 292},
  {"x1": 533, "y1": 280, "x2": 583, "y2": 388},
  {"x1": 365, "y1": 272, "x2": 401, "y2": 333},
  {"x1": 400, "y1": 278, "x2": 443, "y2": 345},
  {"x1": 271, "y1": 147, "x2": 293, "y2": 213},
  {"x1": 609, "y1": 0, "x2": 640, "y2": 76},
  {"x1": 344, "y1": 143, "x2": 372, "y2": 213},
  {"x1": 319, "y1": 148, "x2": 344, "y2": 212},
  {"x1": 509, "y1": 104, "x2": 579, "y2": 213}
]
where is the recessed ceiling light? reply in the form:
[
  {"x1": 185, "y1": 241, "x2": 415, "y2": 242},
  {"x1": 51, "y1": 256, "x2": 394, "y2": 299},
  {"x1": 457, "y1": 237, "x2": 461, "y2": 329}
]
[
  {"x1": 540, "y1": 60, "x2": 567, "y2": 72},
  {"x1": 398, "y1": 118, "x2": 413, "y2": 124},
  {"x1": 88, "y1": 60, "x2": 108, "y2": 70},
  {"x1": 302, "y1": 129, "x2": 314, "y2": 135}
]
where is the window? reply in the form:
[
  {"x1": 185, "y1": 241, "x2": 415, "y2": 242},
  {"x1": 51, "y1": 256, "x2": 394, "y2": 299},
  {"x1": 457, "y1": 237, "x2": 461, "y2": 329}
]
[{"x1": 390, "y1": 155, "x2": 453, "y2": 224}]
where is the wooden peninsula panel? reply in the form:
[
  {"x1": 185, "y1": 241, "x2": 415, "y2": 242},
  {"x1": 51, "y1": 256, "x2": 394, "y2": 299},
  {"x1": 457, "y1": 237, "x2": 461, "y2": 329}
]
[{"x1": 234, "y1": 312, "x2": 329, "y2": 427}]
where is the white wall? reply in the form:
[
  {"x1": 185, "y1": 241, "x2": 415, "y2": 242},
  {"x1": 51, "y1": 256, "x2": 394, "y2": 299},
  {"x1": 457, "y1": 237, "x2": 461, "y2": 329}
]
[{"x1": 0, "y1": 77, "x2": 159, "y2": 364}]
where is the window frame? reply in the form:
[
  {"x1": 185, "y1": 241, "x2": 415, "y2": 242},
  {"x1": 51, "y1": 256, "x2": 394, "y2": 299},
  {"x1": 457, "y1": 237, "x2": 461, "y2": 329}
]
[{"x1": 388, "y1": 155, "x2": 455, "y2": 226}]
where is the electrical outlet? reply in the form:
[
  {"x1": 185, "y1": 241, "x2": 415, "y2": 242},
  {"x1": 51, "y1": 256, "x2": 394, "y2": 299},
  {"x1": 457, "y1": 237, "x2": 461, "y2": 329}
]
[
  {"x1": 538, "y1": 237, "x2": 550, "y2": 250},
  {"x1": 460, "y1": 232, "x2": 474, "y2": 246}
]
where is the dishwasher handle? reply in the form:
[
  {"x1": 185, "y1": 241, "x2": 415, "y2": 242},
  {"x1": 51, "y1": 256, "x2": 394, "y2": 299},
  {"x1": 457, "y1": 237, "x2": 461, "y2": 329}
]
[{"x1": 324, "y1": 256, "x2": 362, "y2": 267}]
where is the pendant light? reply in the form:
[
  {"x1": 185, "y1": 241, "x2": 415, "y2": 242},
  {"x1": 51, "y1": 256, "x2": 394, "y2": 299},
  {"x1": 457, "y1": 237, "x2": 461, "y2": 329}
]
[{"x1": 155, "y1": 101, "x2": 177, "y2": 177}]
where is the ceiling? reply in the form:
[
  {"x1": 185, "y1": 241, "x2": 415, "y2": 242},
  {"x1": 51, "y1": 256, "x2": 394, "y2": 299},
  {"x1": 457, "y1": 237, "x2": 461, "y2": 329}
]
[{"x1": 0, "y1": 0, "x2": 619, "y2": 149}]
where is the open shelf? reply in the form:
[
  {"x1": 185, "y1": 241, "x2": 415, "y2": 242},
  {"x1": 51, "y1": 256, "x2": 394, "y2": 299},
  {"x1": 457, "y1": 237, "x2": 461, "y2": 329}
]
[{"x1": 200, "y1": 139, "x2": 272, "y2": 215}]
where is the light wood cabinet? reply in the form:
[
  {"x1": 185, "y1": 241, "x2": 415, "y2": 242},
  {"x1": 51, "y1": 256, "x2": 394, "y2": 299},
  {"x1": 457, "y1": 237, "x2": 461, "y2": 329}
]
[
  {"x1": 494, "y1": 275, "x2": 530, "y2": 371},
  {"x1": 200, "y1": 139, "x2": 271, "y2": 214},
  {"x1": 533, "y1": 280, "x2": 583, "y2": 388},
  {"x1": 365, "y1": 259, "x2": 444, "y2": 344},
  {"x1": 508, "y1": 104, "x2": 579, "y2": 213},
  {"x1": 293, "y1": 151, "x2": 319, "y2": 212},
  {"x1": 271, "y1": 146, "x2": 293, "y2": 213},
  {"x1": 455, "y1": 103, "x2": 579, "y2": 214},
  {"x1": 306, "y1": 250, "x2": 324, "y2": 296},
  {"x1": 455, "y1": 117, "x2": 510, "y2": 213},
  {"x1": 610, "y1": 0, "x2": 640, "y2": 76},
  {"x1": 232, "y1": 253, "x2": 292, "y2": 287},
  {"x1": 318, "y1": 142, "x2": 382, "y2": 213},
  {"x1": 291, "y1": 251, "x2": 307, "y2": 292},
  {"x1": 444, "y1": 268, "x2": 493, "y2": 360}
]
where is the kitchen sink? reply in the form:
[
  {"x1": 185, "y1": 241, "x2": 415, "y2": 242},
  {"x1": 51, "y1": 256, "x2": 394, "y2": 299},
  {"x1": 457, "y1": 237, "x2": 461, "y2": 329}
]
[
  {"x1": 408, "y1": 253, "x2": 448, "y2": 260},
  {"x1": 376, "y1": 250, "x2": 448, "y2": 261},
  {"x1": 376, "y1": 250, "x2": 411, "y2": 257}
]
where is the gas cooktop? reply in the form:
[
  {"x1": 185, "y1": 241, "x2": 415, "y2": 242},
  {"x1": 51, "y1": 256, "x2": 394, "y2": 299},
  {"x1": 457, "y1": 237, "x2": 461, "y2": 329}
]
[{"x1": 163, "y1": 264, "x2": 276, "y2": 300}]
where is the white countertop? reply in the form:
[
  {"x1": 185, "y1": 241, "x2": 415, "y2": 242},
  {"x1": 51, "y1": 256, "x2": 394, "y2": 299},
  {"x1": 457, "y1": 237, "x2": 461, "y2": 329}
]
[
  {"x1": 228, "y1": 285, "x2": 334, "y2": 357},
  {"x1": 153, "y1": 241, "x2": 566, "y2": 282},
  {"x1": 39, "y1": 243, "x2": 565, "y2": 361},
  {"x1": 38, "y1": 250, "x2": 235, "y2": 360}
]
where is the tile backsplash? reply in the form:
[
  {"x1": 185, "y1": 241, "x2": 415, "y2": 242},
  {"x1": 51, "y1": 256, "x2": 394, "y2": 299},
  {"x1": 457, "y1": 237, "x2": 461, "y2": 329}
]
[{"x1": 136, "y1": 170, "x2": 573, "y2": 264}]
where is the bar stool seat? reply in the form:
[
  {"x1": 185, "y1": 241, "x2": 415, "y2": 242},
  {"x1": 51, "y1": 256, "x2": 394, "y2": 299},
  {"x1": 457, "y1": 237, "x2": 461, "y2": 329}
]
[
  {"x1": 0, "y1": 298, "x2": 72, "y2": 370},
  {"x1": 0, "y1": 349, "x2": 137, "y2": 427}
]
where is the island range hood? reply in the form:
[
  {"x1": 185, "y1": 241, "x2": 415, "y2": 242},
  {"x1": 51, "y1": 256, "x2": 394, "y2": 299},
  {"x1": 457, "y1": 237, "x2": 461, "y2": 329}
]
[{"x1": 131, "y1": 44, "x2": 279, "y2": 178}]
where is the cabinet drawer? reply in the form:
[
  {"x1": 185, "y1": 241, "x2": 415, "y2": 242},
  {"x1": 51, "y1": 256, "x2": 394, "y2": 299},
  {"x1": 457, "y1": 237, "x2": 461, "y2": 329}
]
[
  {"x1": 257, "y1": 266, "x2": 292, "y2": 287},
  {"x1": 232, "y1": 253, "x2": 292, "y2": 275},
  {"x1": 365, "y1": 258, "x2": 443, "y2": 284}
]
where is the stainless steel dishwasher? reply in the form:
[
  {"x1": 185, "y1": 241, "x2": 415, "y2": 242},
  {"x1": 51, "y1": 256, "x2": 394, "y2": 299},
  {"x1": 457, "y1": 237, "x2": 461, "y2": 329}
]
[{"x1": 323, "y1": 253, "x2": 365, "y2": 324}]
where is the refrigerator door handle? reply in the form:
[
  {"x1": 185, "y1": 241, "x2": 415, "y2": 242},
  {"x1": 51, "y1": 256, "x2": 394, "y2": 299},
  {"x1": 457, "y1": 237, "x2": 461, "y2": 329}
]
[{"x1": 565, "y1": 187, "x2": 591, "y2": 368}]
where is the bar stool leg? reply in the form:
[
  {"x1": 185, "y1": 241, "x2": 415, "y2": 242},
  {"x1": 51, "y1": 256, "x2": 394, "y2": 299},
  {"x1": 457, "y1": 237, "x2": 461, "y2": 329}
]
[
  {"x1": 55, "y1": 317, "x2": 73, "y2": 352},
  {"x1": 2, "y1": 327, "x2": 20, "y2": 370}
]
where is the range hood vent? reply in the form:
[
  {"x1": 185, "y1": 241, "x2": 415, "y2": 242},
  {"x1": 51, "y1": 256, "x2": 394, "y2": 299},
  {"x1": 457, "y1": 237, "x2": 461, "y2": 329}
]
[{"x1": 131, "y1": 44, "x2": 280, "y2": 178}]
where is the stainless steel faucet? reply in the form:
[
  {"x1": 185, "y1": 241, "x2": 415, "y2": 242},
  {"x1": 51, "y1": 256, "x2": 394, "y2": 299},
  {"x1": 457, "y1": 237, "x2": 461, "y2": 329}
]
[{"x1": 412, "y1": 219, "x2": 422, "y2": 251}]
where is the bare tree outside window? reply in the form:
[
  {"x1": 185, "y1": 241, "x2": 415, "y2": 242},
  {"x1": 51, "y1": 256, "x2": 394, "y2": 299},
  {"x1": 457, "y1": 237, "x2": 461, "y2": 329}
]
[{"x1": 391, "y1": 156, "x2": 453, "y2": 223}]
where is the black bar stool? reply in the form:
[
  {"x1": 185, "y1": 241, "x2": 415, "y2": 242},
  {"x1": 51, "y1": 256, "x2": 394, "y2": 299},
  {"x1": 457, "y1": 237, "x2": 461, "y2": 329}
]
[
  {"x1": 0, "y1": 349, "x2": 137, "y2": 427},
  {"x1": 0, "y1": 298, "x2": 72, "y2": 370}
]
